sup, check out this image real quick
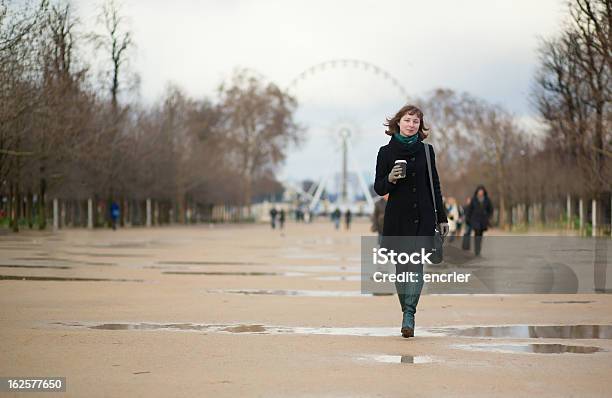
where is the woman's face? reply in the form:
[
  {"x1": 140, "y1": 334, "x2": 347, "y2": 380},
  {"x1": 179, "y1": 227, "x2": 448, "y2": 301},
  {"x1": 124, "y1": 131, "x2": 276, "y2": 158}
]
[{"x1": 398, "y1": 112, "x2": 421, "y2": 136}]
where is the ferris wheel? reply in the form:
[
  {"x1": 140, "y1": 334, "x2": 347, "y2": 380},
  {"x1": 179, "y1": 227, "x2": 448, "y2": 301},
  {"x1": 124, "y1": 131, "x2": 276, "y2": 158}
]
[{"x1": 285, "y1": 59, "x2": 410, "y2": 214}]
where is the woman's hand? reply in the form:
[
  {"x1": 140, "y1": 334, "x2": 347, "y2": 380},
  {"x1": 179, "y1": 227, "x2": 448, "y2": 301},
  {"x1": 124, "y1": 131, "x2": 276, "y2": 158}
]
[{"x1": 387, "y1": 165, "x2": 403, "y2": 184}]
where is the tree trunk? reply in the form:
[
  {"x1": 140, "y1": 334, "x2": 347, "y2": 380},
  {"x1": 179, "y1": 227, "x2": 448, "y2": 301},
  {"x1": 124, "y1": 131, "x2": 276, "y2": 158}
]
[{"x1": 38, "y1": 173, "x2": 47, "y2": 230}]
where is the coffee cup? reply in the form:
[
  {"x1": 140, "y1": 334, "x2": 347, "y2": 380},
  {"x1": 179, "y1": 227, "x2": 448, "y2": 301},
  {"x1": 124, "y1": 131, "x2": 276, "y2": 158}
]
[{"x1": 394, "y1": 160, "x2": 407, "y2": 178}]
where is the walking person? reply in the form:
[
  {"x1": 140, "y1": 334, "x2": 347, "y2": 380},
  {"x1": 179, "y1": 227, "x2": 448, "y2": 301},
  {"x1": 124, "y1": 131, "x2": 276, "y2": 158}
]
[
  {"x1": 278, "y1": 209, "x2": 285, "y2": 230},
  {"x1": 463, "y1": 185, "x2": 493, "y2": 256},
  {"x1": 269, "y1": 207, "x2": 278, "y2": 229},
  {"x1": 456, "y1": 200, "x2": 465, "y2": 237},
  {"x1": 461, "y1": 197, "x2": 472, "y2": 250},
  {"x1": 371, "y1": 194, "x2": 388, "y2": 246},
  {"x1": 110, "y1": 201, "x2": 120, "y2": 230},
  {"x1": 374, "y1": 104, "x2": 449, "y2": 339},
  {"x1": 344, "y1": 209, "x2": 352, "y2": 230},
  {"x1": 332, "y1": 208, "x2": 341, "y2": 230},
  {"x1": 445, "y1": 197, "x2": 460, "y2": 242}
]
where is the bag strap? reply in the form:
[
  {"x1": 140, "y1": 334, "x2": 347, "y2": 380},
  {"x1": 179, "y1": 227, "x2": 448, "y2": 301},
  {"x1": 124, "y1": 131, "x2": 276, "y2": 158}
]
[{"x1": 423, "y1": 143, "x2": 439, "y2": 225}]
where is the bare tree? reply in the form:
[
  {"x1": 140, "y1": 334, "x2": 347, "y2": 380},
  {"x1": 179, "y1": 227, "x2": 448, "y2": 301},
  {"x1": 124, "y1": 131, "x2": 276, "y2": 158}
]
[
  {"x1": 216, "y1": 68, "x2": 303, "y2": 213},
  {"x1": 533, "y1": 0, "x2": 611, "y2": 198}
]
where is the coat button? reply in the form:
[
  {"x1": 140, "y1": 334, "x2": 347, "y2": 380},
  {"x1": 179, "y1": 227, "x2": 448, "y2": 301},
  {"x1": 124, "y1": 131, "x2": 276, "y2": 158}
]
[
  {"x1": 411, "y1": 172, "x2": 416, "y2": 177},
  {"x1": 413, "y1": 203, "x2": 417, "y2": 208},
  {"x1": 412, "y1": 188, "x2": 416, "y2": 192},
  {"x1": 414, "y1": 219, "x2": 419, "y2": 223},
  {"x1": 410, "y1": 157, "x2": 415, "y2": 161}
]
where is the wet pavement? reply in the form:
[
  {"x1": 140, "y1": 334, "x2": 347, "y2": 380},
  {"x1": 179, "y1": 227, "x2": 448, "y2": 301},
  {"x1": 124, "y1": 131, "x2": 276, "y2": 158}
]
[
  {"x1": 0, "y1": 275, "x2": 144, "y2": 282},
  {"x1": 453, "y1": 343, "x2": 604, "y2": 354},
  {"x1": 2, "y1": 222, "x2": 611, "y2": 397},
  {"x1": 203, "y1": 288, "x2": 373, "y2": 297},
  {"x1": 426, "y1": 324, "x2": 612, "y2": 339},
  {"x1": 48, "y1": 320, "x2": 612, "y2": 340}
]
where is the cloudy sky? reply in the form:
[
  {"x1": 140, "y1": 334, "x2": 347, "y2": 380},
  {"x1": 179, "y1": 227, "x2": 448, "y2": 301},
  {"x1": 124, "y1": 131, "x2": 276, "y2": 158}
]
[{"x1": 74, "y1": 0, "x2": 566, "y2": 188}]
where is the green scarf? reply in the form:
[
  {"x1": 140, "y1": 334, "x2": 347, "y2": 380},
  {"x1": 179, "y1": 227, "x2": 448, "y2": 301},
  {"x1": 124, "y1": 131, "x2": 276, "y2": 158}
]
[{"x1": 394, "y1": 132, "x2": 419, "y2": 146}]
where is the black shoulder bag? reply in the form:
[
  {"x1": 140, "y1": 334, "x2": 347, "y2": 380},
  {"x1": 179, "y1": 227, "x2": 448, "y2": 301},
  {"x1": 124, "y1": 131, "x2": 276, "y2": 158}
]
[{"x1": 424, "y1": 143, "x2": 444, "y2": 264}]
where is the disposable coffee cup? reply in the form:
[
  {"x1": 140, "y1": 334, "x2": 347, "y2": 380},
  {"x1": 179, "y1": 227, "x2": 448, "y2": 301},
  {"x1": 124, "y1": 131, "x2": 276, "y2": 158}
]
[{"x1": 395, "y1": 160, "x2": 407, "y2": 178}]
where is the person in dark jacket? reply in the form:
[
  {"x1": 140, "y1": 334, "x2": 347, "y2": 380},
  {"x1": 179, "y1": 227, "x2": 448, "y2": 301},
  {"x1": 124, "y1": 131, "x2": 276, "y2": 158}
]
[
  {"x1": 374, "y1": 104, "x2": 449, "y2": 339},
  {"x1": 279, "y1": 209, "x2": 285, "y2": 230},
  {"x1": 463, "y1": 185, "x2": 493, "y2": 256},
  {"x1": 344, "y1": 209, "x2": 352, "y2": 230},
  {"x1": 269, "y1": 207, "x2": 278, "y2": 229},
  {"x1": 331, "y1": 208, "x2": 341, "y2": 230}
]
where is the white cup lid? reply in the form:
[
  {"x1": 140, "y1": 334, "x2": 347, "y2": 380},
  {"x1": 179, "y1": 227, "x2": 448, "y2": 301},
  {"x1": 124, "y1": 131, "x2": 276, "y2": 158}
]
[{"x1": 394, "y1": 160, "x2": 407, "y2": 164}]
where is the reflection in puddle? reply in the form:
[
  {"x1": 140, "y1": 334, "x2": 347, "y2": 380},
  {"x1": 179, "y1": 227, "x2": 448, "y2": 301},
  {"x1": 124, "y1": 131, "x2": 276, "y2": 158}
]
[
  {"x1": 12, "y1": 257, "x2": 76, "y2": 262},
  {"x1": 75, "y1": 241, "x2": 155, "y2": 249},
  {"x1": 163, "y1": 271, "x2": 306, "y2": 277},
  {"x1": 204, "y1": 288, "x2": 373, "y2": 297},
  {"x1": 63, "y1": 252, "x2": 147, "y2": 258},
  {"x1": 157, "y1": 261, "x2": 265, "y2": 266},
  {"x1": 220, "y1": 325, "x2": 268, "y2": 333},
  {"x1": 281, "y1": 265, "x2": 361, "y2": 273},
  {"x1": 0, "y1": 264, "x2": 71, "y2": 269},
  {"x1": 83, "y1": 262, "x2": 117, "y2": 266},
  {"x1": 0, "y1": 246, "x2": 41, "y2": 250},
  {"x1": 427, "y1": 325, "x2": 612, "y2": 339},
  {"x1": 49, "y1": 321, "x2": 612, "y2": 341},
  {"x1": 0, "y1": 275, "x2": 143, "y2": 282},
  {"x1": 315, "y1": 275, "x2": 362, "y2": 281},
  {"x1": 455, "y1": 343, "x2": 604, "y2": 354},
  {"x1": 50, "y1": 321, "x2": 399, "y2": 336},
  {"x1": 357, "y1": 354, "x2": 436, "y2": 364}
]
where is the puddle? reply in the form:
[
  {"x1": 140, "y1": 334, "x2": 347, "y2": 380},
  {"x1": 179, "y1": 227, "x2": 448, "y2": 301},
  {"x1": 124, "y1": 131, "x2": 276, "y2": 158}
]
[
  {"x1": 281, "y1": 265, "x2": 361, "y2": 273},
  {"x1": 75, "y1": 241, "x2": 158, "y2": 249},
  {"x1": 356, "y1": 354, "x2": 436, "y2": 364},
  {"x1": 0, "y1": 246, "x2": 42, "y2": 250},
  {"x1": 455, "y1": 343, "x2": 605, "y2": 354},
  {"x1": 0, "y1": 264, "x2": 71, "y2": 270},
  {"x1": 427, "y1": 325, "x2": 612, "y2": 339},
  {"x1": 163, "y1": 271, "x2": 306, "y2": 277},
  {"x1": 12, "y1": 257, "x2": 77, "y2": 262},
  {"x1": 157, "y1": 261, "x2": 265, "y2": 266},
  {"x1": 204, "y1": 289, "x2": 373, "y2": 297},
  {"x1": 48, "y1": 321, "x2": 612, "y2": 340},
  {"x1": 49, "y1": 321, "x2": 401, "y2": 336},
  {"x1": 315, "y1": 275, "x2": 362, "y2": 281},
  {"x1": 81, "y1": 253, "x2": 149, "y2": 258},
  {"x1": 83, "y1": 262, "x2": 117, "y2": 266},
  {"x1": 541, "y1": 301, "x2": 595, "y2": 304},
  {"x1": 0, "y1": 275, "x2": 144, "y2": 282},
  {"x1": 220, "y1": 325, "x2": 268, "y2": 333}
]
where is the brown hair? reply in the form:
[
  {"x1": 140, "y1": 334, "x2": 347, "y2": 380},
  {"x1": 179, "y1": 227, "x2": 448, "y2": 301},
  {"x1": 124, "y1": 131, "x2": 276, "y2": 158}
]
[{"x1": 384, "y1": 104, "x2": 429, "y2": 139}]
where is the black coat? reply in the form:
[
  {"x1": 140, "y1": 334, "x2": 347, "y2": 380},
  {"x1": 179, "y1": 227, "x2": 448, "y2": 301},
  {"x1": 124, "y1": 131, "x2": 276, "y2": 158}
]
[
  {"x1": 465, "y1": 188, "x2": 493, "y2": 231},
  {"x1": 374, "y1": 136, "x2": 447, "y2": 236}
]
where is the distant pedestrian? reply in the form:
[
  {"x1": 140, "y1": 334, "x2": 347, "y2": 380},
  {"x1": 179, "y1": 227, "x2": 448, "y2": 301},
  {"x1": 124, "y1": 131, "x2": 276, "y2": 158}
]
[
  {"x1": 332, "y1": 208, "x2": 341, "y2": 230},
  {"x1": 269, "y1": 207, "x2": 278, "y2": 229},
  {"x1": 305, "y1": 209, "x2": 312, "y2": 223},
  {"x1": 279, "y1": 209, "x2": 285, "y2": 230},
  {"x1": 445, "y1": 197, "x2": 460, "y2": 242},
  {"x1": 344, "y1": 209, "x2": 352, "y2": 230},
  {"x1": 110, "y1": 201, "x2": 120, "y2": 230},
  {"x1": 462, "y1": 185, "x2": 493, "y2": 256},
  {"x1": 371, "y1": 194, "x2": 388, "y2": 245}
]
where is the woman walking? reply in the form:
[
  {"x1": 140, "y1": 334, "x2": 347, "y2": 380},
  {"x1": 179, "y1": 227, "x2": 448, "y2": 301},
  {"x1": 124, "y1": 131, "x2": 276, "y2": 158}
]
[
  {"x1": 374, "y1": 104, "x2": 448, "y2": 338},
  {"x1": 463, "y1": 185, "x2": 493, "y2": 256}
]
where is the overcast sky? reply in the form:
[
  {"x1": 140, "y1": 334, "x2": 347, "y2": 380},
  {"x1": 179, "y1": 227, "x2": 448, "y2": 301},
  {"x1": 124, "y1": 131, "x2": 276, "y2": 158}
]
[{"x1": 74, "y1": 0, "x2": 566, "y2": 187}]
